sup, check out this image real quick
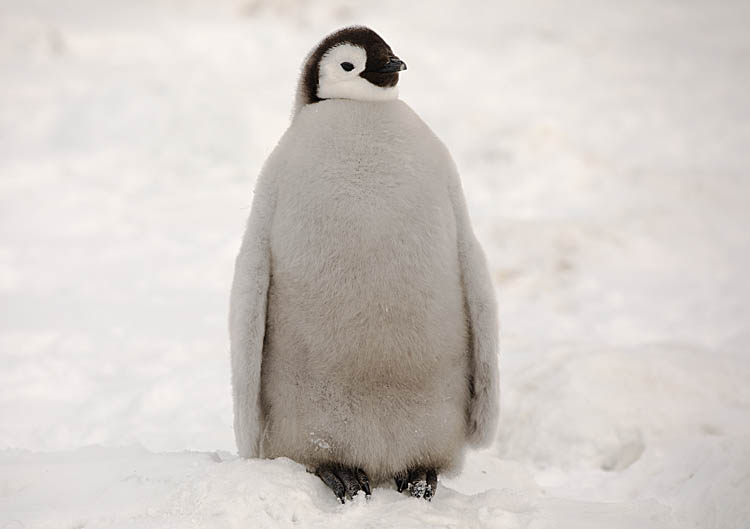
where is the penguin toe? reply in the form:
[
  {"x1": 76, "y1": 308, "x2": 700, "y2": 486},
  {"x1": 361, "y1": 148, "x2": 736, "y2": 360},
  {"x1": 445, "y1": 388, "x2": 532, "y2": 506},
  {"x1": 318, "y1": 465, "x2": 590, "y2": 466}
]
[
  {"x1": 316, "y1": 465, "x2": 346, "y2": 503},
  {"x1": 336, "y1": 467, "x2": 363, "y2": 499},
  {"x1": 355, "y1": 467, "x2": 372, "y2": 496},
  {"x1": 396, "y1": 467, "x2": 439, "y2": 500},
  {"x1": 409, "y1": 468, "x2": 428, "y2": 499},
  {"x1": 316, "y1": 464, "x2": 371, "y2": 503},
  {"x1": 394, "y1": 471, "x2": 409, "y2": 493},
  {"x1": 424, "y1": 468, "x2": 438, "y2": 500}
]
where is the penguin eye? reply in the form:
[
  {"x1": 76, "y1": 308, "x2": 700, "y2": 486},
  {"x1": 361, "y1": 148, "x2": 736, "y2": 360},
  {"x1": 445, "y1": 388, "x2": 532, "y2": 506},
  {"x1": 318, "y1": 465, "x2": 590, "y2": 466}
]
[{"x1": 340, "y1": 62, "x2": 354, "y2": 72}]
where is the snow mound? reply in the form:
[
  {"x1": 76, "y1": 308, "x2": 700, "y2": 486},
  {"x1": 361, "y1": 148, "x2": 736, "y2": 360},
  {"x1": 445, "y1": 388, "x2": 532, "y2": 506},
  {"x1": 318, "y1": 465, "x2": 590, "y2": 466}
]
[{"x1": 1, "y1": 447, "x2": 684, "y2": 529}]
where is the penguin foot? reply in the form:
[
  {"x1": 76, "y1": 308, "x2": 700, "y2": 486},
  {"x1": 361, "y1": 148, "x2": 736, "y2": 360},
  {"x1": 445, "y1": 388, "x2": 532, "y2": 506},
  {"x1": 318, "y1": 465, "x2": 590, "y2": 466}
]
[
  {"x1": 395, "y1": 467, "x2": 438, "y2": 500},
  {"x1": 315, "y1": 464, "x2": 371, "y2": 503}
]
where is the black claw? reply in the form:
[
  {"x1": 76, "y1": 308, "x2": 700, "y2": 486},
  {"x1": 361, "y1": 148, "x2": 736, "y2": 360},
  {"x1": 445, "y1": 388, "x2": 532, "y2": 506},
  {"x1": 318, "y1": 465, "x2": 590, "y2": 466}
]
[
  {"x1": 316, "y1": 466, "x2": 346, "y2": 503},
  {"x1": 394, "y1": 471, "x2": 409, "y2": 493},
  {"x1": 425, "y1": 469, "x2": 438, "y2": 501},
  {"x1": 335, "y1": 467, "x2": 362, "y2": 499},
  {"x1": 355, "y1": 468, "x2": 372, "y2": 496}
]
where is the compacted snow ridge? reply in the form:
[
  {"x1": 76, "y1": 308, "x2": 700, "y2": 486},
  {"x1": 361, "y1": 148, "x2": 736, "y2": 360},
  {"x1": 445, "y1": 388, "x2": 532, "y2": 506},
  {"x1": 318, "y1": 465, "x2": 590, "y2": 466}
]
[{"x1": 1, "y1": 1, "x2": 749, "y2": 528}]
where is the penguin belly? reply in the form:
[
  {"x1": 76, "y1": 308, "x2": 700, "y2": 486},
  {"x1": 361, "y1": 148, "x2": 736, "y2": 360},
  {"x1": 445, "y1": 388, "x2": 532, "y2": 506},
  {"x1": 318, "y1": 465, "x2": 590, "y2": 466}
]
[{"x1": 260, "y1": 100, "x2": 469, "y2": 482}]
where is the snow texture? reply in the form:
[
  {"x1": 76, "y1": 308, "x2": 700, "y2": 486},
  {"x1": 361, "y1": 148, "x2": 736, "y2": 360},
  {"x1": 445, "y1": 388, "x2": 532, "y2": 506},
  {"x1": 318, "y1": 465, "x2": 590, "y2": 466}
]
[{"x1": 1, "y1": 0, "x2": 749, "y2": 528}]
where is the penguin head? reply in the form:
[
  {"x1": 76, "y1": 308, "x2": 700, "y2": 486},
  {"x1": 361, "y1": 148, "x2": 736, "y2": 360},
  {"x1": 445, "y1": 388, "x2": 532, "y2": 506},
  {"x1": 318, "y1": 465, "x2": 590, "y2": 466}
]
[{"x1": 297, "y1": 26, "x2": 406, "y2": 110}]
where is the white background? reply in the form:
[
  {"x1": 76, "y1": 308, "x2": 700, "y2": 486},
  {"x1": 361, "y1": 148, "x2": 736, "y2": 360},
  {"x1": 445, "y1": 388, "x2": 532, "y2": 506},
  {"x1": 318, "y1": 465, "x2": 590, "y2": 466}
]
[{"x1": 1, "y1": 0, "x2": 749, "y2": 527}]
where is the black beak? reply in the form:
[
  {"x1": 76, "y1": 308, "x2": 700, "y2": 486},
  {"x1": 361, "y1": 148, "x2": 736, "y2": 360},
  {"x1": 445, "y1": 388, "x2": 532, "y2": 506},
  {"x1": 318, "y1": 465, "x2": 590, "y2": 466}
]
[{"x1": 376, "y1": 57, "x2": 407, "y2": 73}]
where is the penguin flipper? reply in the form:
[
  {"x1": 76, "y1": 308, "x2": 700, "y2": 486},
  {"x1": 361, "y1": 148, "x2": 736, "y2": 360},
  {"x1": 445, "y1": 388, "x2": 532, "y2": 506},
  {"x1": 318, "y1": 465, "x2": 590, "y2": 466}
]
[
  {"x1": 229, "y1": 177, "x2": 276, "y2": 458},
  {"x1": 449, "y1": 177, "x2": 500, "y2": 448}
]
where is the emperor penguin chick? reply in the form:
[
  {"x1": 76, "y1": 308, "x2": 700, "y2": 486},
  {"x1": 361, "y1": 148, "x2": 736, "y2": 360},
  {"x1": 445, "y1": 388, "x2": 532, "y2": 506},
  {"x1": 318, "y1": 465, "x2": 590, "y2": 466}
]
[{"x1": 230, "y1": 26, "x2": 499, "y2": 503}]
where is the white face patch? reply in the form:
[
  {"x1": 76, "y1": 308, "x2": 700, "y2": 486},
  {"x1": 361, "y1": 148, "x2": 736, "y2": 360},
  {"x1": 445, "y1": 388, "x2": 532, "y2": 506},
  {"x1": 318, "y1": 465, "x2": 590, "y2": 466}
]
[{"x1": 317, "y1": 43, "x2": 399, "y2": 102}]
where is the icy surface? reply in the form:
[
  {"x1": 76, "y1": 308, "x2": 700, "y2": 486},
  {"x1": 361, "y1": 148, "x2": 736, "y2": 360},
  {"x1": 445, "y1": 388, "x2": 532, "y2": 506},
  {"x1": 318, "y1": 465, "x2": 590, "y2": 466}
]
[{"x1": 1, "y1": 0, "x2": 749, "y2": 528}]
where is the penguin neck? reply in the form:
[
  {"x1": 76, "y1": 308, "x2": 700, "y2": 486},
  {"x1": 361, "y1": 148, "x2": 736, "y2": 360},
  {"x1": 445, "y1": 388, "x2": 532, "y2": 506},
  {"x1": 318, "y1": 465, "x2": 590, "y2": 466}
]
[
  {"x1": 292, "y1": 99, "x2": 409, "y2": 135},
  {"x1": 292, "y1": 77, "x2": 400, "y2": 118}
]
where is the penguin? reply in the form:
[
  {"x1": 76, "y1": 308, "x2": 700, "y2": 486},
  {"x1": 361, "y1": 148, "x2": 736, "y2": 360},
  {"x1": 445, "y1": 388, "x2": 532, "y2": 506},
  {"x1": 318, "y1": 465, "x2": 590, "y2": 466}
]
[{"x1": 229, "y1": 26, "x2": 499, "y2": 503}]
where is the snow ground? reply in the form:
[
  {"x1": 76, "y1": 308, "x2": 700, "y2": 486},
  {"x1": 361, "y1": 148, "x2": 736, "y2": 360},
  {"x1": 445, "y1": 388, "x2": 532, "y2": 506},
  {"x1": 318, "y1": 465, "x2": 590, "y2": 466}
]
[{"x1": 1, "y1": 0, "x2": 749, "y2": 527}]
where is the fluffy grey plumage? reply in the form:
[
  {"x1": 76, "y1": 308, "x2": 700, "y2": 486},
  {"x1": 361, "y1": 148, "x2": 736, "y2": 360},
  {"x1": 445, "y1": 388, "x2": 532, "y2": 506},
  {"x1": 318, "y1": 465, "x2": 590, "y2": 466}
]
[{"x1": 230, "y1": 26, "x2": 499, "y2": 489}]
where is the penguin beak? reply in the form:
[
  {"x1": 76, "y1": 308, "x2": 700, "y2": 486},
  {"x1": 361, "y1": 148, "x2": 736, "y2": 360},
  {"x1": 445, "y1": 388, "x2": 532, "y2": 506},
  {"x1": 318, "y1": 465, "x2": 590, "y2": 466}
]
[{"x1": 377, "y1": 57, "x2": 407, "y2": 73}]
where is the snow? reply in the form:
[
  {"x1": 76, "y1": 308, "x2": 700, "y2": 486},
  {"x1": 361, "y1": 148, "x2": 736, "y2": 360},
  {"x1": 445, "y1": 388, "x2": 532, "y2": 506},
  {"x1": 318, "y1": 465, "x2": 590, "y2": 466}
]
[{"x1": 1, "y1": 0, "x2": 749, "y2": 528}]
